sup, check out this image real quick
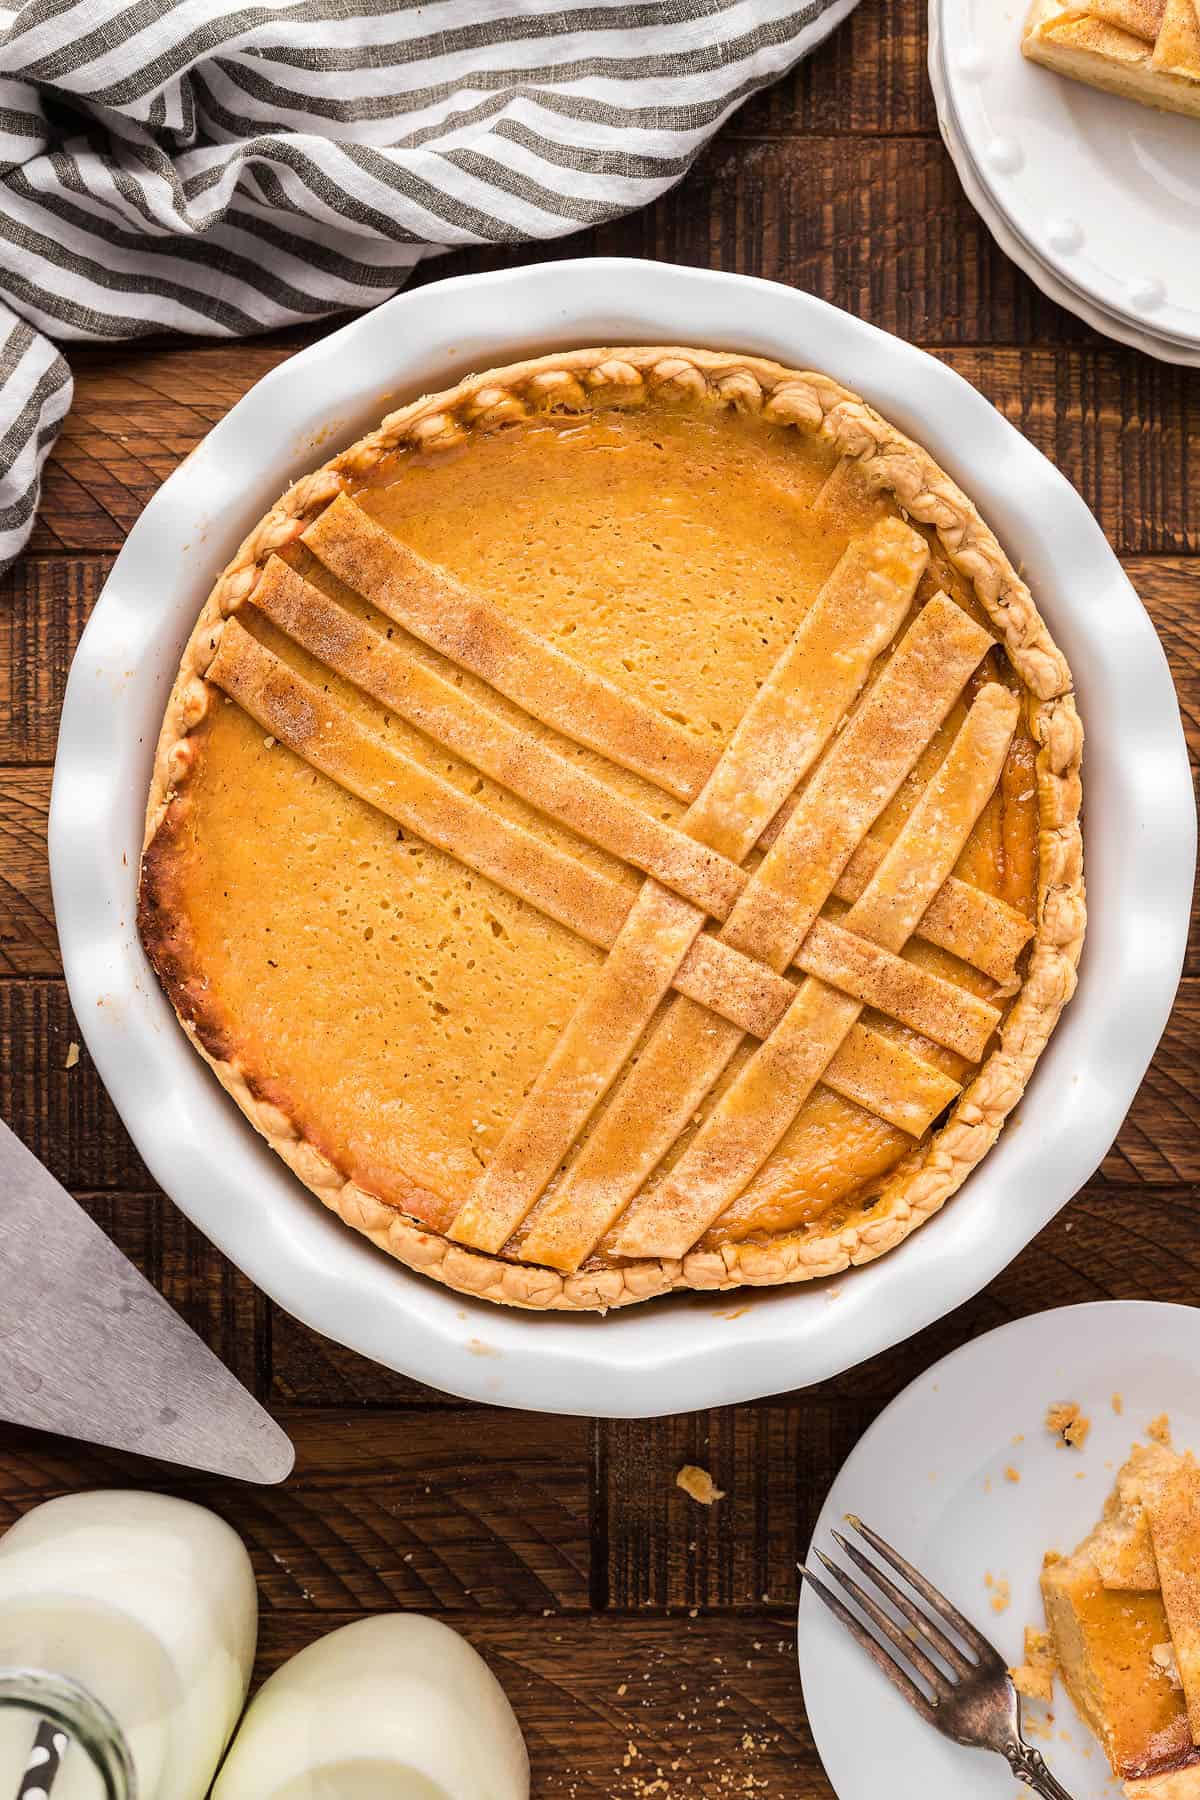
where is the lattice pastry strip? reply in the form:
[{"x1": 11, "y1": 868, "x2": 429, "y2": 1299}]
[
  {"x1": 687, "y1": 925, "x2": 999, "y2": 1062},
  {"x1": 299, "y1": 497, "x2": 1033, "y2": 983},
  {"x1": 820, "y1": 1027, "x2": 961, "y2": 1135},
  {"x1": 206, "y1": 620, "x2": 628, "y2": 943},
  {"x1": 302, "y1": 499, "x2": 1031, "y2": 947},
  {"x1": 250, "y1": 555, "x2": 745, "y2": 921},
  {"x1": 204, "y1": 622, "x2": 993, "y2": 1092},
  {"x1": 613, "y1": 683, "x2": 1019, "y2": 1259},
  {"x1": 249, "y1": 556, "x2": 1009, "y2": 1047},
  {"x1": 446, "y1": 519, "x2": 931, "y2": 1257},
  {"x1": 508, "y1": 595, "x2": 993, "y2": 1274},
  {"x1": 302, "y1": 494, "x2": 714, "y2": 801},
  {"x1": 1158, "y1": 0, "x2": 1200, "y2": 76},
  {"x1": 833, "y1": 837, "x2": 1031, "y2": 985},
  {"x1": 759, "y1": 800, "x2": 1033, "y2": 982}
]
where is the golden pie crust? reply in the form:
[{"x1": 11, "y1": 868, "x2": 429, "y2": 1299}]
[{"x1": 139, "y1": 347, "x2": 1085, "y2": 1311}]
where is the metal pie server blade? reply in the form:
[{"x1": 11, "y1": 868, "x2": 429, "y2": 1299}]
[{"x1": 0, "y1": 1118, "x2": 294, "y2": 1484}]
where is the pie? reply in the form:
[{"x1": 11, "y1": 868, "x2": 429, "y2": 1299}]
[
  {"x1": 1041, "y1": 1441, "x2": 1200, "y2": 1794},
  {"x1": 1022, "y1": 0, "x2": 1200, "y2": 117},
  {"x1": 138, "y1": 346, "x2": 1085, "y2": 1311}
]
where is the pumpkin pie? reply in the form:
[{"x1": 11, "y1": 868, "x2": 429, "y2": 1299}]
[
  {"x1": 138, "y1": 347, "x2": 1084, "y2": 1310},
  {"x1": 1022, "y1": 0, "x2": 1200, "y2": 118},
  {"x1": 1041, "y1": 1443, "x2": 1200, "y2": 1794}
]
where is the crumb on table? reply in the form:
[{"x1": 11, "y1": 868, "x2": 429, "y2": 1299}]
[
  {"x1": 1011, "y1": 1627, "x2": 1056, "y2": 1705},
  {"x1": 1046, "y1": 1401, "x2": 1090, "y2": 1449},
  {"x1": 64, "y1": 1040, "x2": 80, "y2": 1070},
  {"x1": 1147, "y1": 1413, "x2": 1172, "y2": 1446},
  {"x1": 675, "y1": 1464, "x2": 725, "y2": 1506},
  {"x1": 1112, "y1": 1393, "x2": 1124, "y2": 1415},
  {"x1": 1005, "y1": 1465, "x2": 1021, "y2": 1484}
]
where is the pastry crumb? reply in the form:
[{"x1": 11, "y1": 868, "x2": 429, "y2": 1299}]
[
  {"x1": 1112, "y1": 1393, "x2": 1124, "y2": 1415},
  {"x1": 1005, "y1": 1465, "x2": 1021, "y2": 1484},
  {"x1": 984, "y1": 1573, "x2": 1011, "y2": 1614},
  {"x1": 1152, "y1": 1642, "x2": 1183, "y2": 1687},
  {"x1": 1147, "y1": 1412, "x2": 1172, "y2": 1446},
  {"x1": 1011, "y1": 1627, "x2": 1056, "y2": 1704},
  {"x1": 675, "y1": 1464, "x2": 724, "y2": 1505},
  {"x1": 263, "y1": 734, "x2": 276, "y2": 749},
  {"x1": 63, "y1": 1040, "x2": 80, "y2": 1070},
  {"x1": 1046, "y1": 1401, "x2": 1090, "y2": 1449}
]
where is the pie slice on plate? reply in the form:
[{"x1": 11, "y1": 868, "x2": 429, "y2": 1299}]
[
  {"x1": 1022, "y1": 0, "x2": 1200, "y2": 117},
  {"x1": 1042, "y1": 1441, "x2": 1200, "y2": 1795},
  {"x1": 139, "y1": 347, "x2": 1084, "y2": 1311}
]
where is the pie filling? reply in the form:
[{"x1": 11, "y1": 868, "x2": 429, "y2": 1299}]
[
  {"x1": 139, "y1": 351, "x2": 1081, "y2": 1305},
  {"x1": 1042, "y1": 1443, "x2": 1200, "y2": 1794}
]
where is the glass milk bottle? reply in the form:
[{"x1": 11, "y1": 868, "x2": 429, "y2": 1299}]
[
  {"x1": 0, "y1": 1491, "x2": 257, "y2": 1799},
  {"x1": 213, "y1": 1615, "x2": 529, "y2": 1799}
]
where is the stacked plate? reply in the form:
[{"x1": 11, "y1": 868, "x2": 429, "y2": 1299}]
[{"x1": 929, "y1": 0, "x2": 1200, "y2": 363}]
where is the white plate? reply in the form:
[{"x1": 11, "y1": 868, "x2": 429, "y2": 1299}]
[
  {"x1": 933, "y1": 0, "x2": 1200, "y2": 357},
  {"x1": 801, "y1": 1301, "x2": 1200, "y2": 1798},
  {"x1": 930, "y1": 3, "x2": 1200, "y2": 364},
  {"x1": 48, "y1": 260, "x2": 1195, "y2": 1417}
]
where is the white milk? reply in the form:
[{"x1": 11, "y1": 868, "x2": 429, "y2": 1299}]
[
  {"x1": 0, "y1": 1490, "x2": 257, "y2": 1799},
  {"x1": 212, "y1": 1615, "x2": 530, "y2": 1800}
]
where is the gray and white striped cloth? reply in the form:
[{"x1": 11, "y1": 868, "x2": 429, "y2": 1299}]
[{"x1": 0, "y1": 0, "x2": 854, "y2": 574}]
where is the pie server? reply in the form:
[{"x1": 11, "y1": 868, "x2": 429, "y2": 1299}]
[{"x1": 0, "y1": 1117, "x2": 294, "y2": 1483}]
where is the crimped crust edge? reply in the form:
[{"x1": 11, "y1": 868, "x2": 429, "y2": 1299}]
[{"x1": 139, "y1": 345, "x2": 1086, "y2": 1313}]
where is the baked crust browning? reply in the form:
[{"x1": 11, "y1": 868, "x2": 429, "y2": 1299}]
[
  {"x1": 139, "y1": 347, "x2": 1085, "y2": 1312},
  {"x1": 1022, "y1": 0, "x2": 1200, "y2": 116}
]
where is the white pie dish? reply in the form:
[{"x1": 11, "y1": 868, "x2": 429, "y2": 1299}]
[{"x1": 48, "y1": 259, "x2": 1194, "y2": 1416}]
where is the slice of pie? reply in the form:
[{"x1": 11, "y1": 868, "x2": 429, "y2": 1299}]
[
  {"x1": 1022, "y1": 0, "x2": 1200, "y2": 118},
  {"x1": 138, "y1": 347, "x2": 1084, "y2": 1310},
  {"x1": 1042, "y1": 1442, "x2": 1200, "y2": 1795}
]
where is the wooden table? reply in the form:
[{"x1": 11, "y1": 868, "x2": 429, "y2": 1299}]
[{"x1": 2, "y1": 1, "x2": 1196, "y2": 1791}]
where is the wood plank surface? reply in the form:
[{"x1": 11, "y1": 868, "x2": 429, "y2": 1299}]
[{"x1": 2, "y1": 0, "x2": 1198, "y2": 1793}]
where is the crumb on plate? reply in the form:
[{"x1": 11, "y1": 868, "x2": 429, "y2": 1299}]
[
  {"x1": 1147, "y1": 1412, "x2": 1172, "y2": 1446},
  {"x1": 1046, "y1": 1401, "x2": 1090, "y2": 1450},
  {"x1": 985, "y1": 1573, "x2": 1011, "y2": 1614}
]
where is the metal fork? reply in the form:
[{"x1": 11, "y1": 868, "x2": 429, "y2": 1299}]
[{"x1": 799, "y1": 1516, "x2": 1076, "y2": 1799}]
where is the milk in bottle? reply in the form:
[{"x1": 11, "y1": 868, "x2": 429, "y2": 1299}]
[
  {"x1": 0, "y1": 1490, "x2": 257, "y2": 1799},
  {"x1": 213, "y1": 1614, "x2": 529, "y2": 1800}
]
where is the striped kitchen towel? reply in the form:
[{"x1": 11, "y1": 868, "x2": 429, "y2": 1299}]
[{"x1": 0, "y1": 0, "x2": 858, "y2": 574}]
